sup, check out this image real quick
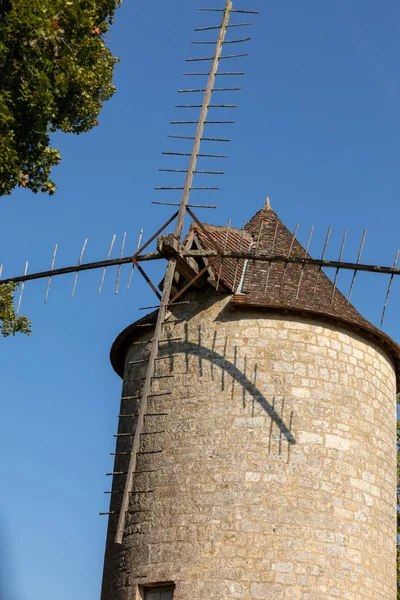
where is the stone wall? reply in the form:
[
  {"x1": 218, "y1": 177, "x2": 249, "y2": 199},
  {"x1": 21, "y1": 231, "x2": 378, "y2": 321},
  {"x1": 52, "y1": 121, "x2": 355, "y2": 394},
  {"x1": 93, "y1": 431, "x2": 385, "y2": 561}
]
[{"x1": 101, "y1": 293, "x2": 397, "y2": 600}]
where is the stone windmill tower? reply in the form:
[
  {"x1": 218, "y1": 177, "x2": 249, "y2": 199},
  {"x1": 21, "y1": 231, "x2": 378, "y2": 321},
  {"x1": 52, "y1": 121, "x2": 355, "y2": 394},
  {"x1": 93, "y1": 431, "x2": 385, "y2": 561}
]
[
  {"x1": 2, "y1": 1, "x2": 396, "y2": 598},
  {"x1": 100, "y1": 200, "x2": 399, "y2": 600}
]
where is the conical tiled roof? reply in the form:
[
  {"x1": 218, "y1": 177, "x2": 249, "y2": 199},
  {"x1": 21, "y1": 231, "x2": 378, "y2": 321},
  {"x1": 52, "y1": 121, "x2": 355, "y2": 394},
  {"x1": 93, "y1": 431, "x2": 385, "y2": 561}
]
[
  {"x1": 187, "y1": 222, "x2": 252, "y2": 292},
  {"x1": 237, "y1": 202, "x2": 371, "y2": 322},
  {"x1": 190, "y1": 201, "x2": 372, "y2": 325},
  {"x1": 110, "y1": 201, "x2": 400, "y2": 389}
]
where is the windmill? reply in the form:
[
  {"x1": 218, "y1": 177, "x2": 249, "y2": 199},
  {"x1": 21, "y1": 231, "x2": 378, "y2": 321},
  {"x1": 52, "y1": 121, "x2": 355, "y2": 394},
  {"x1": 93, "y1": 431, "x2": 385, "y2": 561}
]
[{"x1": 1, "y1": 2, "x2": 400, "y2": 600}]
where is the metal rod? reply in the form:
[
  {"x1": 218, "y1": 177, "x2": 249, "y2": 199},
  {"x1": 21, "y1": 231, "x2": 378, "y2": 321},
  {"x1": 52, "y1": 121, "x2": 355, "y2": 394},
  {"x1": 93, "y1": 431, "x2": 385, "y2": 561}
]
[
  {"x1": 115, "y1": 232, "x2": 127, "y2": 295},
  {"x1": 170, "y1": 121, "x2": 234, "y2": 124},
  {"x1": 193, "y1": 170, "x2": 224, "y2": 174},
  {"x1": 134, "y1": 211, "x2": 179, "y2": 257},
  {"x1": 118, "y1": 415, "x2": 139, "y2": 418},
  {"x1": 71, "y1": 239, "x2": 88, "y2": 299},
  {"x1": 255, "y1": 220, "x2": 264, "y2": 249},
  {"x1": 175, "y1": 104, "x2": 237, "y2": 108},
  {"x1": 140, "y1": 301, "x2": 190, "y2": 310},
  {"x1": 44, "y1": 244, "x2": 58, "y2": 304},
  {"x1": 162, "y1": 152, "x2": 228, "y2": 158},
  {"x1": 194, "y1": 22, "x2": 254, "y2": 31},
  {"x1": 223, "y1": 37, "x2": 251, "y2": 44},
  {"x1": 295, "y1": 226, "x2": 314, "y2": 300},
  {"x1": 381, "y1": 249, "x2": 400, "y2": 326},
  {"x1": 191, "y1": 37, "x2": 250, "y2": 44},
  {"x1": 182, "y1": 72, "x2": 244, "y2": 76},
  {"x1": 264, "y1": 221, "x2": 279, "y2": 295},
  {"x1": 152, "y1": 202, "x2": 217, "y2": 208},
  {"x1": 110, "y1": 452, "x2": 132, "y2": 456},
  {"x1": 167, "y1": 135, "x2": 231, "y2": 142},
  {"x1": 330, "y1": 227, "x2": 348, "y2": 304},
  {"x1": 98, "y1": 234, "x2": 116, "y2": 295},
  {"x1": 197, "y1": 8, "x2": 259, "y2": 13},
  {"x1": 187, "y1": 207, "x2": 225, "y2": 253},
  {"x1": 178, "y1": 88, "x2": 241, "y2": 92},
  {"x1": 312, "y1": 226, "x2": 332, "y2": 302},
  {"x1": 232, "y1": 220, "x2": 247, "y2": 291},
  {"x1": 159, "y1": 169, "x2": 224, "y2": 174},
  {"x1": 279, "y1": 224, "x2": 299, "y2": 295},
  {"x1": 248, "y1": 220, "x2": 264, "y2": 289},
  {"x1": 155, "y1": 187, "x2": 220, "y2": 191},
  {"x1": 347, "y1": 230, "x2": 367, "y2": 303},
  {"x1": 16, "y1": 262, "x2": 28, "y2": 314},
  {"x1": 132, "y1": 337, "x2": 181, "y2": 345},
  {"x1": 132, "y1": 258, "x2": 162, "y2": 301},
  {"x1": 186, "y1": 54, "x2": 247, "y2": 61},
  {"x1": 127, "y1": 230, "x2": 143, "y2": 290},
  {"x1": 134, "y1": 469, "x2": 158, "y2": 473},
  {"x1": 216, "y1": 218, "x2": 231, "y2": 291}
]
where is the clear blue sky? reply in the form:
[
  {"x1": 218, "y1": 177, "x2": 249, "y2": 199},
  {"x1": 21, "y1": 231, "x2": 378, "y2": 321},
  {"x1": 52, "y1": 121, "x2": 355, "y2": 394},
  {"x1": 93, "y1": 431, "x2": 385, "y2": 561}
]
[{"x1": 1, "y1": 1, "x2": 400, "y2": 599}]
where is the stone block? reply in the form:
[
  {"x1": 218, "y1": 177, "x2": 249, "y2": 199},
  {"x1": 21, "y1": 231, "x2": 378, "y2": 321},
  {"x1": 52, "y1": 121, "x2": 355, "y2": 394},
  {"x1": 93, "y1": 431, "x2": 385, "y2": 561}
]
[{"x1": 101, "y1": 300, "x2": 397, "y2": 600}]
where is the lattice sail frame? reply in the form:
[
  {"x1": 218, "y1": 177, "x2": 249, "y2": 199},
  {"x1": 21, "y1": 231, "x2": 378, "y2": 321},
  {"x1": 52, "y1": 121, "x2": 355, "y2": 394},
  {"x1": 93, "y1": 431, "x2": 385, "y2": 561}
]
[{"x1": 1, "y1": 1, "x2": 400, "y2": 543}]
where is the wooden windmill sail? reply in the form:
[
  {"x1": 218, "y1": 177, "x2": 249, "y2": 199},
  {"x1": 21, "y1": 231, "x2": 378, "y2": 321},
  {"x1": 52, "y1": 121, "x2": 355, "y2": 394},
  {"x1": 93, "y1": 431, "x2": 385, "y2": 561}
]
[{"x1": 109, "y1": 0, "x2": 257, "y2": 545}]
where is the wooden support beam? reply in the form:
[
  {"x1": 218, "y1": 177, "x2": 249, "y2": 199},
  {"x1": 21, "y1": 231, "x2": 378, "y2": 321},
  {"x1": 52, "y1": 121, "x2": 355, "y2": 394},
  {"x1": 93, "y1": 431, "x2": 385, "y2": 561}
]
[
  {"x1": 158, "y1": 235, "x2": 205, "y2": 288},
  {"x1": 114, "y1": 0, "x2": 234, "y2": 546}
]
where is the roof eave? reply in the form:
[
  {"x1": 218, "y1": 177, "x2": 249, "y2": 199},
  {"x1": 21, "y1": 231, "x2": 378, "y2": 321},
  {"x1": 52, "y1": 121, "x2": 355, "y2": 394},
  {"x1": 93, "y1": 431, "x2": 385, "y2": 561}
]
[{"x1": 230, "y1": 295, "x2": 400, "y2": 392}]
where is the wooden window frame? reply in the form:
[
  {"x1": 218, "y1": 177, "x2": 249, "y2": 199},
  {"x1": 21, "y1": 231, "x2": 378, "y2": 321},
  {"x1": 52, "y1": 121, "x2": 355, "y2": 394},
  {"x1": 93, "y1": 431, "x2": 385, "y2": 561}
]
[{"x1": 137, "y1": 583, "x2": 175, "y2": 600}]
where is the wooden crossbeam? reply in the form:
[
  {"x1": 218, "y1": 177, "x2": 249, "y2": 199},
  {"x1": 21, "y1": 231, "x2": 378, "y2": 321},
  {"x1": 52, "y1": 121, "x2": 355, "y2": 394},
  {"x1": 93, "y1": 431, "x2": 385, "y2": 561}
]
[{"x1": 158, "y1": 235, "x2": 205, "y2": 288}]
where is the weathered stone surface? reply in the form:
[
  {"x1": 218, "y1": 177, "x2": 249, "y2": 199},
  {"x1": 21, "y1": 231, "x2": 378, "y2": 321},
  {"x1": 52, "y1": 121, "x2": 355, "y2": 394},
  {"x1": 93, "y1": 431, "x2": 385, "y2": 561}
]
[{"x1": 101, "y1": 293, "x2": 397, "y2": 600}]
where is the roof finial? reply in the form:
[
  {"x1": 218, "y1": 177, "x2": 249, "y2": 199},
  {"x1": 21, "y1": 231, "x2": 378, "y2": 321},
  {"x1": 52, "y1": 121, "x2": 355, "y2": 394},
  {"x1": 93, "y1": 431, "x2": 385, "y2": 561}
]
[{"x1": 265, "y1": 196, "x2": 271, "y2": 209}]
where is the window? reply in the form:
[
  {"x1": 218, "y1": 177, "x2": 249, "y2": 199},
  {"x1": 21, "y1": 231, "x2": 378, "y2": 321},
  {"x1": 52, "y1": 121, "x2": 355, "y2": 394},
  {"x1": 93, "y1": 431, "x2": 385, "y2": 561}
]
[{"x1": 143, "y1": 586, "x2": 174, "y2": 600}]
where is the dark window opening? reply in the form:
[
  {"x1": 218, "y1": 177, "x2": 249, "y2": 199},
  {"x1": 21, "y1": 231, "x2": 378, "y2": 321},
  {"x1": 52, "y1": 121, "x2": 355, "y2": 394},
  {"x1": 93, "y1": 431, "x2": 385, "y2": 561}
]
[{"x1": 142, "y1": 586, "x2": 174, "y2": 600}]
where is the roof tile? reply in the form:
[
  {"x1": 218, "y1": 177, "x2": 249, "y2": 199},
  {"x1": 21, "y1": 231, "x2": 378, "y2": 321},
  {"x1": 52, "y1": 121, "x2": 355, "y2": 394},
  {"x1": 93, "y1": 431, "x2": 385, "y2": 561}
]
[{"x1": 188, "y1": 204, "x2": 400, "y2": 388}]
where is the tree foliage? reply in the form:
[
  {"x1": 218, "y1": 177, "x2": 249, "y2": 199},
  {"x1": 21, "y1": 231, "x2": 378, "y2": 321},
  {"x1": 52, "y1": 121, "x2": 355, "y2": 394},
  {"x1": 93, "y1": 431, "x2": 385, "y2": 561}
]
[
  {"x1": 0, "y1": 0, "x2": 121, "y2": 196},
  {"x1": 0, "y1": 282, "x2": 31, "y2": 337}
]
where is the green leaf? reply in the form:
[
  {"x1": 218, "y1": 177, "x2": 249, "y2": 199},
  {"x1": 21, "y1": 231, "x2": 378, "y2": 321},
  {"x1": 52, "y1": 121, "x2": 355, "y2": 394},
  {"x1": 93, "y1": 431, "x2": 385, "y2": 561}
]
[
  {"x1": 0, "y1": 283, "x2": 31, "y2": 337},
  {"x1": 0, "y1": 0, "x2": 121, "y2": 196}
]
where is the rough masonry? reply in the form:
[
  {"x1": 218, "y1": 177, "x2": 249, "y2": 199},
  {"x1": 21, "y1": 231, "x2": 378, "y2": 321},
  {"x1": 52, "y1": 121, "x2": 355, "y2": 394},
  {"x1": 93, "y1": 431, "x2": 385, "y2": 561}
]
[{"x1": 101, "y1": 292, "x2": 397, "y2": 600}]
